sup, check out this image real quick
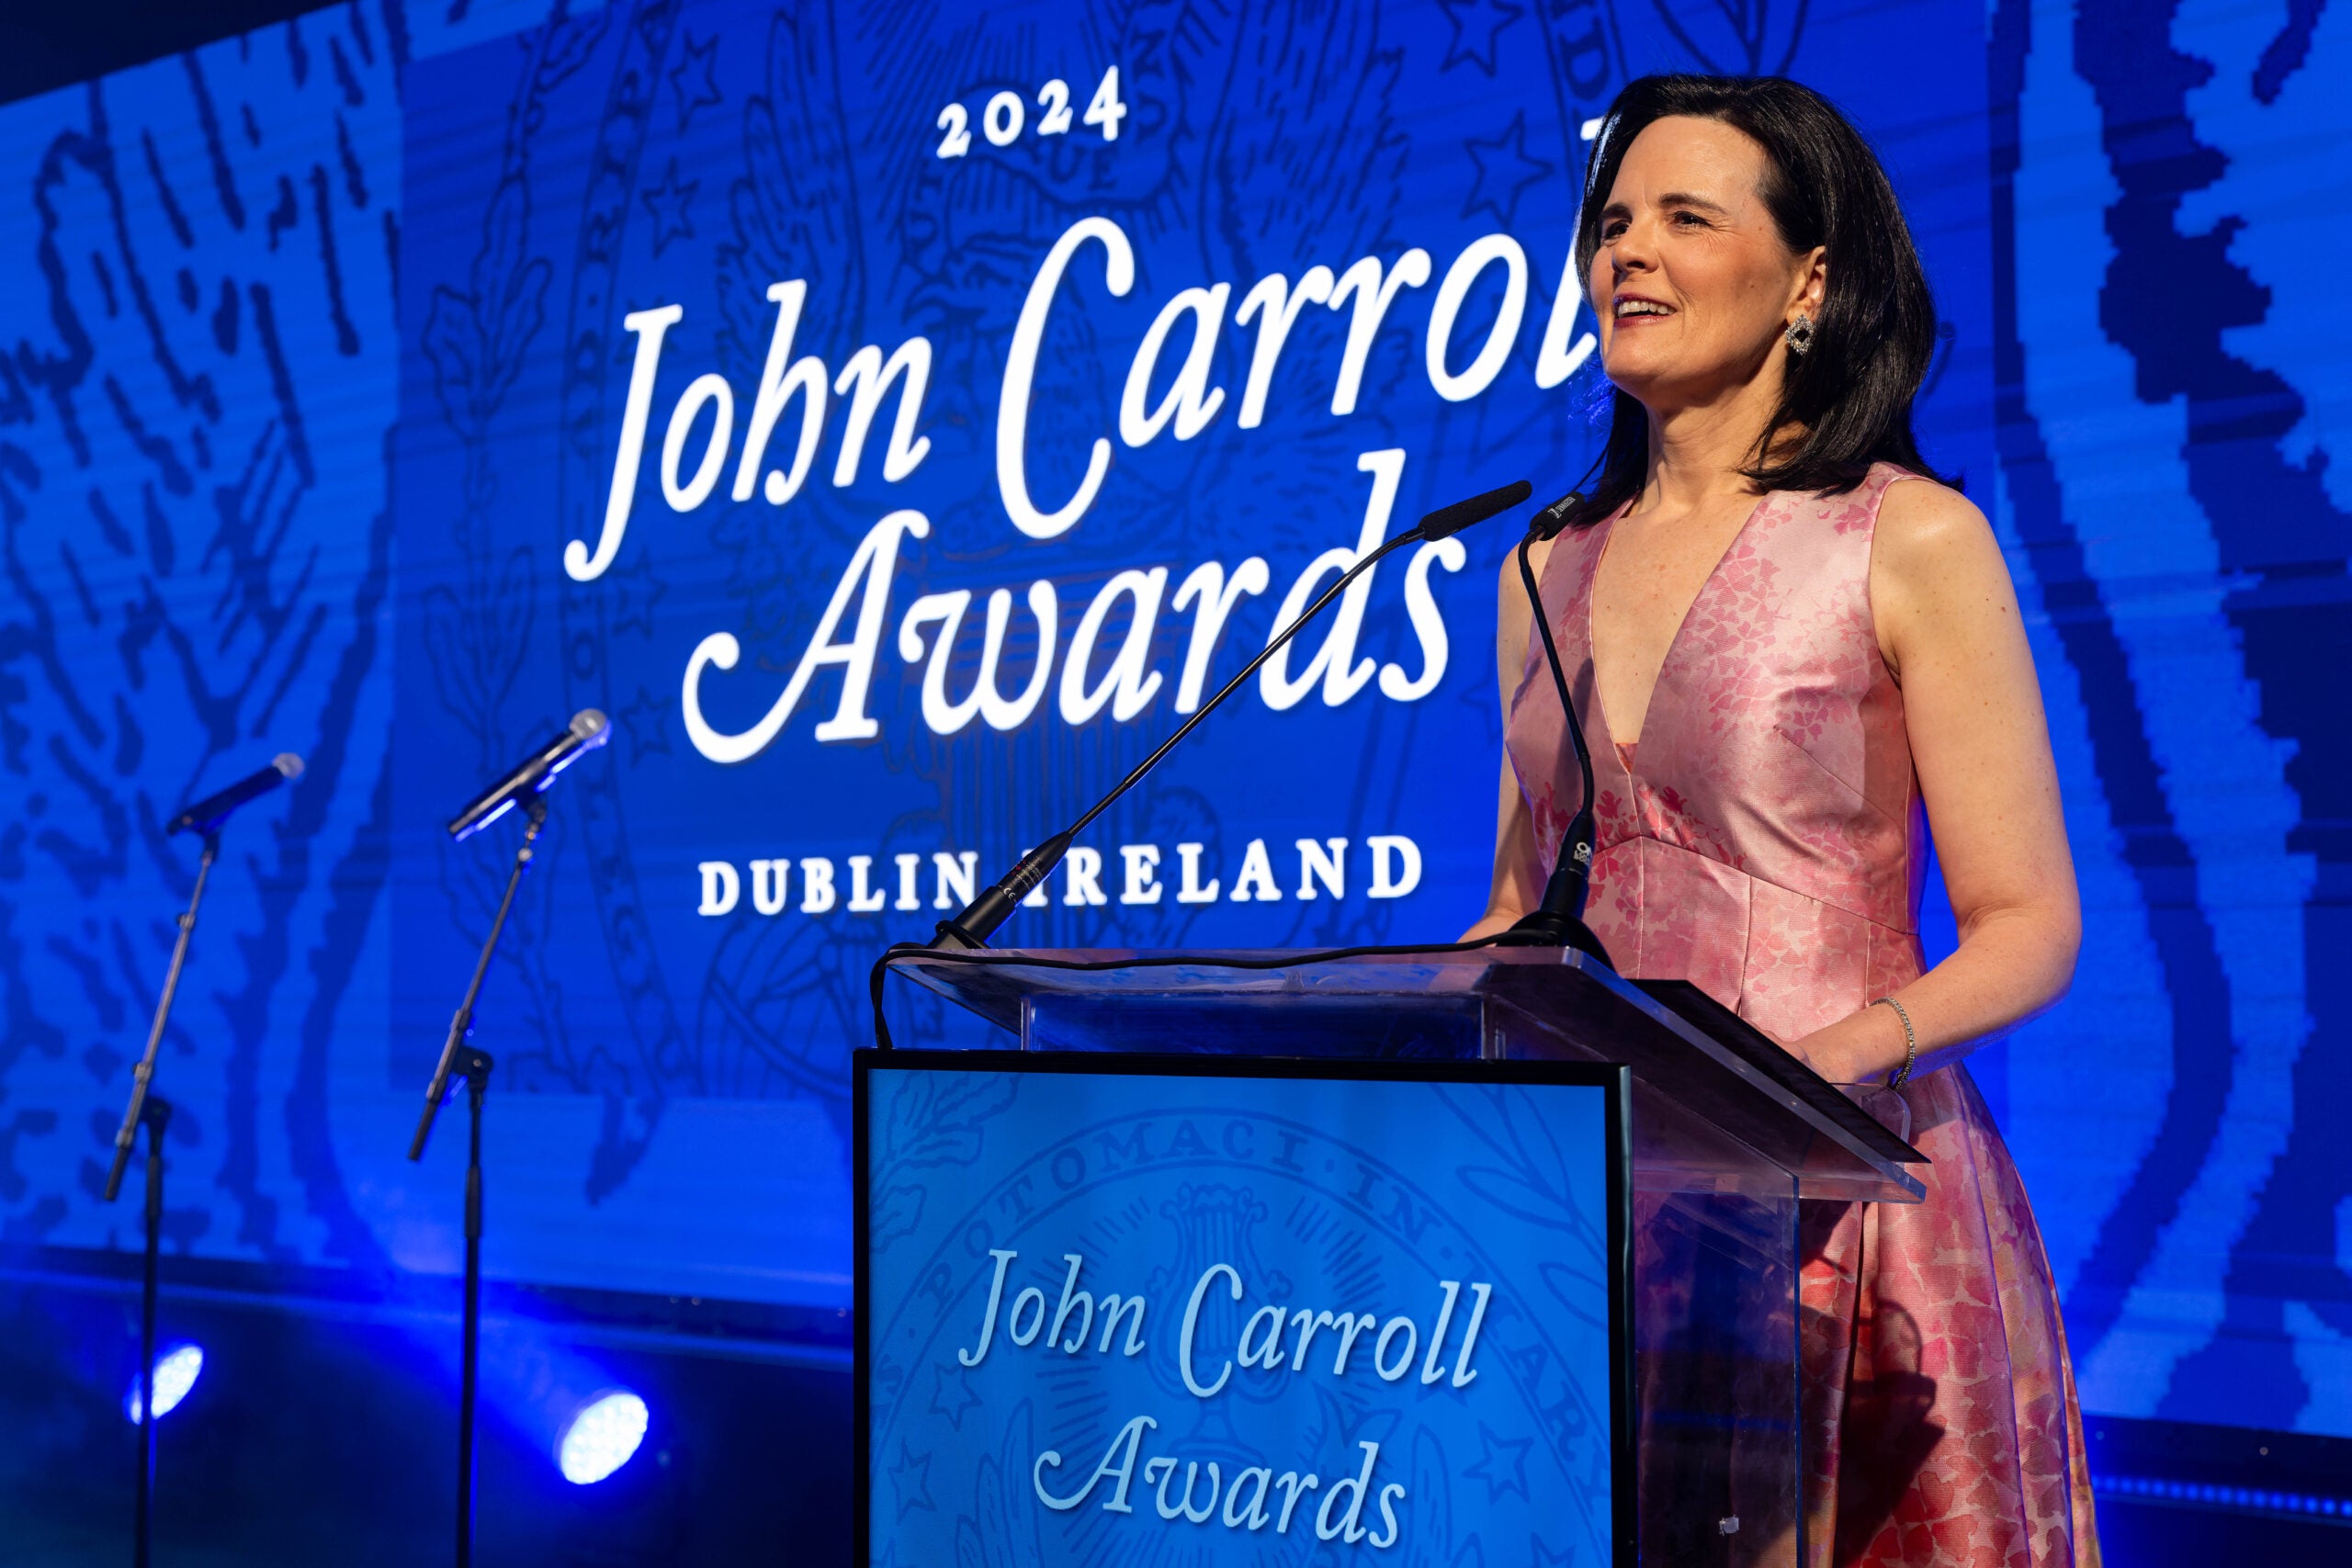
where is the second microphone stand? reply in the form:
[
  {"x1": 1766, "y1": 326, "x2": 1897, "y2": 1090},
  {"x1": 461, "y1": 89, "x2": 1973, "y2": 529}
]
[
  {"x1": 103, "y1": 832, "x2": 217, "y2": 1568},
  {"x1": 409, "y1": 794, "x2": 547, "y2": 1568}
]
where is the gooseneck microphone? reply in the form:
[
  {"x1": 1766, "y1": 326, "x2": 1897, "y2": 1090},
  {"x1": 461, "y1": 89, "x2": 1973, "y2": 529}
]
[
  {"x1": 166, "y1": 753, "x2": 303, "y2": 836},
  {"x1": 1418, "y1": 480, "x2": 1537, "y2": 541},
  {"x1": 1492, "y1": 488, "x2": 1611, "y2": 963},
  {"x1": 447, "y1": 710, "x2": 611, "y2": 840},
  {"x1": 923, "y1": 479, "x2": 1535, "y2": 951}
]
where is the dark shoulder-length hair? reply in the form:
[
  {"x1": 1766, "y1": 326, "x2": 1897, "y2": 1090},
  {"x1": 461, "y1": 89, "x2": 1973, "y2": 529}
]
[{"x1": 1559, "y1": 74, "x2": 1947, "y2": 528}]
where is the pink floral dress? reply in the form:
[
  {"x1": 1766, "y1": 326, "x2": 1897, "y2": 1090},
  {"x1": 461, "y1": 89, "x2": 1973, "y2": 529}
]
[{"x1": 1504, "y1": 463, "x2": 2100, "y2": 1567}]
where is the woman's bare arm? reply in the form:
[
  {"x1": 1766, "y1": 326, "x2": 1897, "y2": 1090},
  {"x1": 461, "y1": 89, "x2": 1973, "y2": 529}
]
[
  {"x1": 1463, "y1": 539, "x2": 1556, "y2": 940},
  {"x1": 1792, "y1": 479, "x2": 2081, "y2": 1082}
]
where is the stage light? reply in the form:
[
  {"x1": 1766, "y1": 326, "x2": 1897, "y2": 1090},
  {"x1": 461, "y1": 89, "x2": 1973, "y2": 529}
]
[
  {"x1": 557, "y1": 1390, "x2": 648, "y2": 1484},
  {"x1": 123, "y1": 1342, "x2": 204, "y2": 1424}
]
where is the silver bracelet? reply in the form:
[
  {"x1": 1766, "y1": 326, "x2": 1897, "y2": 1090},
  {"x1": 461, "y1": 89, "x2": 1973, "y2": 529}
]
[{"x1": 1871, "y1": 997, "x2": 1917, "y2": 1089}]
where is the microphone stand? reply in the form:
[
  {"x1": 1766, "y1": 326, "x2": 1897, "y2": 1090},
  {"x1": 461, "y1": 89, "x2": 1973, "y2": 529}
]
[
  {"x1": 409, "y1": 793, "x2": 548, "y2": 1568},
  {"x1": 103, "y1": 829, "x2": 218, "y2": 1568}
]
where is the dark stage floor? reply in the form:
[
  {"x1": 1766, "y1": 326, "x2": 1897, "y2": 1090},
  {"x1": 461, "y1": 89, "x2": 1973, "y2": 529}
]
[{"x1": 5, "y1": 1252, "x2": 2345, "y2": 1565}]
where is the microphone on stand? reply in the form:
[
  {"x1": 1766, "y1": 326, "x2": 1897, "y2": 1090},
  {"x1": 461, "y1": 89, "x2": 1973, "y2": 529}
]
[
  {"x1": 166, "y1": 753, "x2": 303, "y2": 836},
  {"x1": 414, "y1": 707, "x2": 611, "y2": 1154},
  {"x1": 1491, "y1": 489, "x2": 1611, "y2": 964},
  {"x1": 117, "y1": 746, "x2": 306, "y2": 1568},
  {"x1": 447, "y1": 710, "x2": 610, "y2": 840},
  {"x1": 413, "y1": 708, "x2": 611, "y2": 1568},
  {"x1": 921, "y1": 479, "x2": 1536, "y2": 952}
]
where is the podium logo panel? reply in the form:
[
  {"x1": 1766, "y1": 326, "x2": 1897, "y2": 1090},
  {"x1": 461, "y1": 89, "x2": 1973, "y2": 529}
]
[{"x1": 859, "y1": 1055, "x2": 1625, "y2": 1564}]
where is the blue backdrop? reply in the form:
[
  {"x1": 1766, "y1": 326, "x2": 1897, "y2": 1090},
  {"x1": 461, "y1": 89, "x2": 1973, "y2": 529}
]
[{"x1": 0, "y1": 0, "x2": 2344, "y2": 1439}]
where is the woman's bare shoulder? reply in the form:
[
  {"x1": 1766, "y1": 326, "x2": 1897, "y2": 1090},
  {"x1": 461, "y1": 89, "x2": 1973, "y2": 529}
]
[
  {"x1": 1869, "y1": 474, "x2": 2022, "y2": 679},
  {"x1": 1874, "y1": 471, "x2": 1998, "y2": 571}
]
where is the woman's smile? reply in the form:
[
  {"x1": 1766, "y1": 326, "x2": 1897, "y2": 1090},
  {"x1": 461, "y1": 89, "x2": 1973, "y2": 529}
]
[{"x1": 1611, "y1": 291, "x2": 1678, "y2": 322}]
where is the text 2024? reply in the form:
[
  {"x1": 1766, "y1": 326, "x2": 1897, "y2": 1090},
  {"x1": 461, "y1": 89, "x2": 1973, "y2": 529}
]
[{"x1": 937, "y1": 67, "x2": 1126, "y2": 157}]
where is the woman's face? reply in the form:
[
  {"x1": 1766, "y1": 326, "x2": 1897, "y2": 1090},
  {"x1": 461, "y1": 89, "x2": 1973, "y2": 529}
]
[{"x1": 1587, "y1": 115, "x2": 1821, "y2": 414}]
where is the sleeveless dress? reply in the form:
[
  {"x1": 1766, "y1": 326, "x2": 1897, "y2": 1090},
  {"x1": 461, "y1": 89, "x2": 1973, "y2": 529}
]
[{"x1": 1503, "y1": 464, "x2": 2100, "y2": 1568}]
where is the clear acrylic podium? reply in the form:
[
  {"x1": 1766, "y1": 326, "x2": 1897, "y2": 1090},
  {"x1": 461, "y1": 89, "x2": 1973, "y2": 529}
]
[{"x1": 887, "y1": 946, "x2": 1926, "y2": 1565}]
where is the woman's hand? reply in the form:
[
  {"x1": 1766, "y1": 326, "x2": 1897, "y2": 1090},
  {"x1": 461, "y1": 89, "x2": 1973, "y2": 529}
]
[{"x1": 1787, "y1": 1003, "x2": 1912, "y2": 1086}]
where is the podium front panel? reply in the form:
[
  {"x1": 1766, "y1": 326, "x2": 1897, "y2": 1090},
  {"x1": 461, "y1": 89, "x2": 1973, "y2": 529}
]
[{"x1": 857, "y1": 1049, "x2": 1634, "y2": 1567}]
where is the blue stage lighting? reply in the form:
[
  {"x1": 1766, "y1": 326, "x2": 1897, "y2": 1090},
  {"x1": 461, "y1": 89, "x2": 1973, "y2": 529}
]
[
  {"x1": 123, "y1": 1343, "x2": 204, "y2": 1424},
  {"x1": 557, "y1": 1390, "x2": 648, "y2": 1484}
]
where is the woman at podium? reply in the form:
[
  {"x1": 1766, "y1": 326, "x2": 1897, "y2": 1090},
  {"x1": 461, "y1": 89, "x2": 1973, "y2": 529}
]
[{"x1": 1469, "y1": 75, "x2": 2098, "y2": 1567}]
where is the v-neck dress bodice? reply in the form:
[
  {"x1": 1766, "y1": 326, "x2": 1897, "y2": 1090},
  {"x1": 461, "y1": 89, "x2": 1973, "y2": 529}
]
[
  {"x1": 1505, "y1": 463, "x2": 2099, "y2": 1568},
  {"x1": 1509, "y1": 463, "x2": 1926, "y2": 1043}
]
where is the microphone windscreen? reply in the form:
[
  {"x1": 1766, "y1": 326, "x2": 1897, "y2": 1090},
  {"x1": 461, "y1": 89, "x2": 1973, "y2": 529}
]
[
  {"x1": 1419, "y1": 478, "x2": 1533, "y2": 540},
  {"x1": 571, "y1": 709, "x2": 610, "y2": 745},
  {"x1": 273, "y1": 753, "x2": 304, "y2": 779}
]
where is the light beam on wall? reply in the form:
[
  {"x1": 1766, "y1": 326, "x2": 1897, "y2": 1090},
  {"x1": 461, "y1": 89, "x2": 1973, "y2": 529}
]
[
  {"x1": 557, "y1": 1390, "x2": 649, "y2": 1484},
  {"x1": 123, "y1": 1342, "x2": 204, "y2": 1423}
]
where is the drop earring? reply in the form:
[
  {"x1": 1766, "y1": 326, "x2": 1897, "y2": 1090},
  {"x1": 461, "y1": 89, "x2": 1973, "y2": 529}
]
[{"x1": 1785, "y1": 312, "x2": 1815, "y2": 355}]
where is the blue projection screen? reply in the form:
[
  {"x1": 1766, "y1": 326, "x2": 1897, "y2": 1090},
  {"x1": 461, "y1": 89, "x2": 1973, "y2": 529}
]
[
  {"x1": 0, "y1": 0, "x2": 2345, "y2": 1440},
  {"x1": 857, "y1": 1053, "x2": 1628, "y2": 1565}
]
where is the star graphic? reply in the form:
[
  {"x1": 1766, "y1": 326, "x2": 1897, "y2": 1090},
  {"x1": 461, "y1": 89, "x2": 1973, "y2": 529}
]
[
  {"x1": 602, "y1": 550, "x2": 667, "y2": 638},
  {"x1": 669, "y1": 31, "x2": 722, "y2": 130},
  {"x1": 927, "y1": 1364, "x2": 982, "y2": 1431},
  {"x1": 1533, "y1": 1531, "x2": 1580, "y2": 1565},
  {"x1": 1464, "y1": 1420, "x2": 1534, "y2": 1504},
  {"x1": 1439, "y1": 0, "x2": 1525, "y2": 76},
  {"x1": 639, "y1": 159, "x2": 697, "y2": 256},
  {"x1": 1463, "y1": 110, "x2": 1555, "y2": 231},
  {"x1": 617, "y1": 685, "x2": 671, "y2": 762},
  {"x1": 888, "y1": 1438, "x2": 935, "y2": 1518}
]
